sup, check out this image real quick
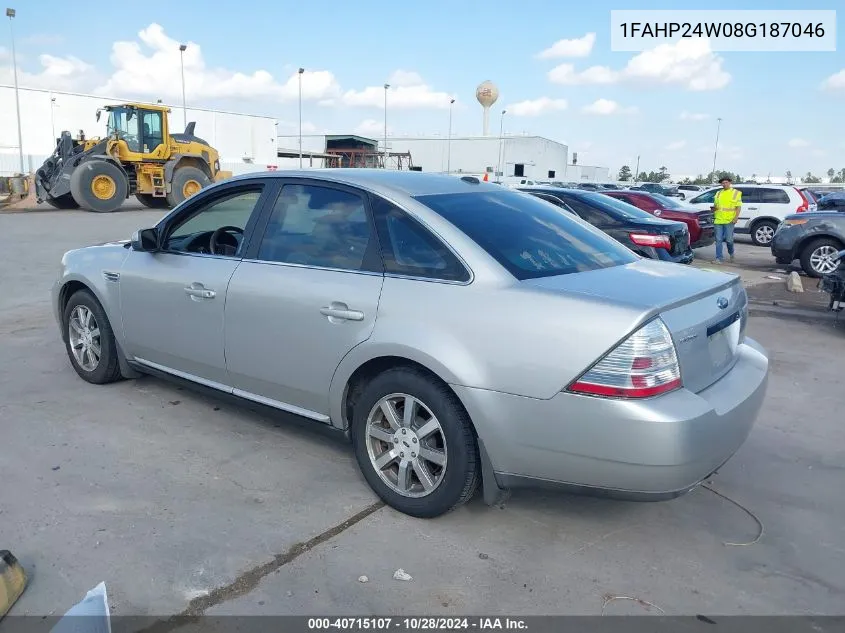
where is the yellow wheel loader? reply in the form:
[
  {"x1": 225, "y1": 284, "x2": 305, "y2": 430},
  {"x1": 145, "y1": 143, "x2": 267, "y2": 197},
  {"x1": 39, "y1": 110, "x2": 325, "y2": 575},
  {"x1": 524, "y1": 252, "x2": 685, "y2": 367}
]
[{"x1": 34, "y1": 103, "x2": 232, "y2": 213}]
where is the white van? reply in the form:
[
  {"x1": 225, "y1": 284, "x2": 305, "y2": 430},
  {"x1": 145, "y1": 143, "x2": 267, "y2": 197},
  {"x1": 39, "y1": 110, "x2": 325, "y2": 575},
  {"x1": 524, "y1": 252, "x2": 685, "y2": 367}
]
[{"x1": 687, "y1": 184, "x2": 816, "y2": 246}]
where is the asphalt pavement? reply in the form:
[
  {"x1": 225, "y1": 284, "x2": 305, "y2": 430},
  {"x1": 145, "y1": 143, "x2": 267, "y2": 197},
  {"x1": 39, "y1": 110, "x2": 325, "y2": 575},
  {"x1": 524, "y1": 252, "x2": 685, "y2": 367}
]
[{"x1": 1, "y1": 209, "x2": 843, "y2": 617}]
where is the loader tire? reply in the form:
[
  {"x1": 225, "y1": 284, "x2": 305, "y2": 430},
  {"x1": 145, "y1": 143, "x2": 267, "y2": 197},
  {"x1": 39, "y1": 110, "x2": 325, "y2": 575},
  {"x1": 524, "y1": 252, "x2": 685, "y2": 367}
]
[
  {"x1": 135, "y1": 193, "x2": 170, "y2": 209},
  {"x1": 167, "y1": 166, "x2": 211, "y2": 208},
  {"x1": 70, "y1": 160, "x2": 128, "y2": 213},
  {"x1": 45, "y1": 193, "x2": 80, "y2": 209}
]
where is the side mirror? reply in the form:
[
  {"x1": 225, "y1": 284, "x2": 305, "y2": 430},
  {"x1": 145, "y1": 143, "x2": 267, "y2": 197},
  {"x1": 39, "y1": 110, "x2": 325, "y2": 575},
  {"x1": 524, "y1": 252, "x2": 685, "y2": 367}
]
[{"x1": 131, "y1": 228, "x2": 159, "y2": 252}]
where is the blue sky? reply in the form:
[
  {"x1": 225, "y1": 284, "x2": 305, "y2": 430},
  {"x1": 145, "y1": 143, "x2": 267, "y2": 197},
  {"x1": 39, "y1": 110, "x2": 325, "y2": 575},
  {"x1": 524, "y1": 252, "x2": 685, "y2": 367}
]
[{"x1": 3, "y1": 0, "x2": 843, "y2": 178}]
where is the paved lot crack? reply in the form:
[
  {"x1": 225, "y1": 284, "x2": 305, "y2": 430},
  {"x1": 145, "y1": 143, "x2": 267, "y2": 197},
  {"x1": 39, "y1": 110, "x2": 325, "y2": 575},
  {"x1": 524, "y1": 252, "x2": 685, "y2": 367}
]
[{"x1": 139, "y1": 500, "x2": 384, "y2": 631}]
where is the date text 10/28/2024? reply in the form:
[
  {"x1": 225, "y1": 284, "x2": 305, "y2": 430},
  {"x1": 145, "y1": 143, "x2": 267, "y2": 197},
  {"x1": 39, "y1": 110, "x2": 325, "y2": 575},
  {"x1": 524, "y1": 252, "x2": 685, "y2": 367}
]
[{"x1": 308, "y1": 617, "x2": 528, "y2": 630}]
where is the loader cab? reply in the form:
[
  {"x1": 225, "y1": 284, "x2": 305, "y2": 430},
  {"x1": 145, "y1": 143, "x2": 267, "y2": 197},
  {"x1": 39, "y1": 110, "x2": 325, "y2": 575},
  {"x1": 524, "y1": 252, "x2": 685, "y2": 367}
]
[{"x1": 103, "y1": 105, "x2": 167, "y2": 158}]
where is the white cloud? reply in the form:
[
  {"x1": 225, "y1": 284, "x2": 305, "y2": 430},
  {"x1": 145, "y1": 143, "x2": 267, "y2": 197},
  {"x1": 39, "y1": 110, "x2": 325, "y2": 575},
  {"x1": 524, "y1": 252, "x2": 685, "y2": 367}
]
[
  {"x1": 548, "y1": 63, "x2": 617, "y2": 85},
  {"x1": 581, "y1": 99, "x2": 636, "y2": 115},
  {"x1": 95, "y1": 23, "x2": 340, "y2": 103},
  {"x1": 342, "y1": 70, "x2": 454, "y2": 110},
  {"x1": 536, "y1": 33, "x2": 596, "y2": 59},
  {"x1": 680, "y1": 111, "x2": 709, "y2": 121},
  {"x1": 549, "y1": 39, "x2": 730, "y2": 91},
  {"x1": 665, "y1": 140, "x2": 687, "y2": 151},
  {"x1": 353, "y1": 119, "x2": 390, "y2": 137},
  {"x1": 0, "y1": 49, "x2": 96, "y2": 90},
  {"x1": 787, "y1": 138, "x2": 810, "y2": 148},
  {"x1": 506, "y1": 97, "x2": 568, "y2": 117},
  {"x1": 821, "y1": 69, "x2": 845, "y2": 90}
]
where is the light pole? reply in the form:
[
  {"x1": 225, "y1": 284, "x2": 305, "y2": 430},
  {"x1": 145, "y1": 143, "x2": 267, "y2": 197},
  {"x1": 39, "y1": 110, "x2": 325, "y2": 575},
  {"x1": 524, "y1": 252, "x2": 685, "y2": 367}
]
[
  {"x1": 383, "y1": 83, "x2": 389, "y2": 169},
  {"x1": 711, "y1": 117, "x2": 722, "y2": 183},
  {"x1": 497, "y1": 109, "x2": 506, "y2": 179},
  {"x1": 634, "y1": 155, "x2": 641, "y2": 183},
  {"x1": 49, "y1": 95, "x2": 57, "y2": 141},
  {"x1": 298, "y1": 67, "x2": 305, "y2": 169},
  {"x1": 446, "y1": 97, "x2": 455, "y2": 174},
  {"x1": 179, "y1": 44, "x2": 187, "y2": 130},
  {"x1": 6, "y1": 7, "x2": 24, "y2": 174}
]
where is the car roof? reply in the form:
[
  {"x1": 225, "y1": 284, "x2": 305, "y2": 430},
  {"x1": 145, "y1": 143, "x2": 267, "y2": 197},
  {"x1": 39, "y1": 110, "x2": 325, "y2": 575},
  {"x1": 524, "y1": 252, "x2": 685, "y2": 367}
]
[{"x1": 224, "y1": 168, "x2": 501, "y2": 198}]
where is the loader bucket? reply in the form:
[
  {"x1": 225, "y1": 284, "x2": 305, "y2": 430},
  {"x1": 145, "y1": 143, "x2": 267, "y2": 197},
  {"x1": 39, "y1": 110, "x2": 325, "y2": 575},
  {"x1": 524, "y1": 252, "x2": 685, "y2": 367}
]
[{"x1": 0, "y1": 550, "x2": 27, "y2": 619}]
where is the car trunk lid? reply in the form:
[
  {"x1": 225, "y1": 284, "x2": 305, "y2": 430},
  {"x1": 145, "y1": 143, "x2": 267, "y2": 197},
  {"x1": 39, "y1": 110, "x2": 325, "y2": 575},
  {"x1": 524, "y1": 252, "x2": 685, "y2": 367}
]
[{"x1": 523, "y1": 259, "x2": 748, "y2": 393}]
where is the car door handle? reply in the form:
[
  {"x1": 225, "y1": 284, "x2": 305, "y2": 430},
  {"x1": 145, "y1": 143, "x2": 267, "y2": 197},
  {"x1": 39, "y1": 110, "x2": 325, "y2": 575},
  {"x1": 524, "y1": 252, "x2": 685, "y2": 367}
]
[
  {"x1": 320, "y1": 305, "x2": 364, "y2": 321},
  {"x1": 184, "y1": 284, "x2": 216, "y2": 299},
  {"x1": 747, "y1": 206, "x2": 758, "y2": 210}
]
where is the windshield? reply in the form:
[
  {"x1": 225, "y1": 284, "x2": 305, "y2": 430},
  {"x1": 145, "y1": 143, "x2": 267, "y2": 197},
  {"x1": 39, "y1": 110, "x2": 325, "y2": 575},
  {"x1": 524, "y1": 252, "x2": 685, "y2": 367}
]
[
  {"x1": 106, "y1": 106, "x2": 140, "y2": 152},
  {"x1": 576, "y1": 191, "x2": 656, "y2": 220},
  {"x1": 414, "y1": 190, "x2": 637, "y2": 280}
]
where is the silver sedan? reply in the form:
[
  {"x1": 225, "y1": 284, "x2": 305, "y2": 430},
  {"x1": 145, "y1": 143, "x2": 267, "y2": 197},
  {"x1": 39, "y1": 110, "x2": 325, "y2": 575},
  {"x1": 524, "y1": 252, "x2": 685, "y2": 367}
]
[{"x1": 52, "y1": 170, "x2": 769, "y2": 518}]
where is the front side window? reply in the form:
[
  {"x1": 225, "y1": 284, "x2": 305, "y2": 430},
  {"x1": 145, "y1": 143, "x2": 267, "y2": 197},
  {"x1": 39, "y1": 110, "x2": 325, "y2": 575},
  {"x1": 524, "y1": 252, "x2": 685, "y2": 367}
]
[
  {"x1": 414, "y1": 190, "x2": 637, "y2": 281},
  {"x1": 107, "y1": 107, "x2": 140, "y2": 153},
  {"x1": 371, "y1": 197, "x2": 469, "y2": 282},
  {"x1": 257, "y1": 184, "x2": 374, "y2": 271},
  {"x1": 163, "y1": 187, "x2": 264, "y2": 255},
  {"x1": 691, "y1": 189, "x2": 718, "y2": 204}
]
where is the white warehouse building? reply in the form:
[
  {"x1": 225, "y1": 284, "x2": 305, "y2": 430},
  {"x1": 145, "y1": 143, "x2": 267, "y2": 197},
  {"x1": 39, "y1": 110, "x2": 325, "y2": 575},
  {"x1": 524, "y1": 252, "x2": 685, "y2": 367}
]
[
  {"x1": 0, "y1": 84, "x2": 278, "y2": 176},
  {"x1": 276, "y1": 132, "x2": 610, "y2": 182}
]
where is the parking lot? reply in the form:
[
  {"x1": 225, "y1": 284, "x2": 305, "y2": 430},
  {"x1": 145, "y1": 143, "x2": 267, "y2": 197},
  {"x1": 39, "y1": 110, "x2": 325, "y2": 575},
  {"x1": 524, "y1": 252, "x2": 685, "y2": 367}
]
[{"x1": 2, "y1": 208, "x2": 844, "y2": 617}]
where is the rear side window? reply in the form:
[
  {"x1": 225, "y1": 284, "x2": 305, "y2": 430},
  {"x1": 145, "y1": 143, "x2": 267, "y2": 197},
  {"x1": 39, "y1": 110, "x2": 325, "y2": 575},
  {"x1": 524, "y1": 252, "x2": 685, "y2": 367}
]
[
  {"x1": 736, "y1": 188, "x2": 761, "y2": 204},
  {"x1": 414, "y1": 190, "x2": 637, "y2": 281},
  {"x1": 758, "y1": 188, "x2": 791, "y2": 204},
  {"x1": 528, "y1": 192, "x2": 575, "y2": 214},
  {"x1": 371, "y1": 197, "x2": 470, "y2": 282}
]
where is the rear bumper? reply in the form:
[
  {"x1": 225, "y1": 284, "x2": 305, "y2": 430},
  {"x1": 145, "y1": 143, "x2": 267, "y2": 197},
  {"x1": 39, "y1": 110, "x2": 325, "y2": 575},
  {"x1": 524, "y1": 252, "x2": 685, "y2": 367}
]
[
  {"x1": 454, "y1": 337, "x2": 769, "y2": 499},
  {"x1": 691, "y1": 226, "x2": 715, "y2": 249},
  {"x1": 770, "y1": 228, "x2": 801, "y2": 262}
]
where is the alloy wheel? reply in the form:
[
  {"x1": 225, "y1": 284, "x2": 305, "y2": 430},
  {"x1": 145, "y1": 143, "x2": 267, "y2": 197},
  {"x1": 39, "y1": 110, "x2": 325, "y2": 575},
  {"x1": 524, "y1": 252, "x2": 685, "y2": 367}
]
[
  {"x1": 810, "y1": 245, "x2": 839, "y2": 275},
  {"x1": 365, "y1": 393, "x2": 448, "y2": 498},
  {"x1": 68, "y1": 305, "x2": 101, "y2": 372},
  {"x1": 755, "y1": 224, "x2": 775, "y2": 245}
]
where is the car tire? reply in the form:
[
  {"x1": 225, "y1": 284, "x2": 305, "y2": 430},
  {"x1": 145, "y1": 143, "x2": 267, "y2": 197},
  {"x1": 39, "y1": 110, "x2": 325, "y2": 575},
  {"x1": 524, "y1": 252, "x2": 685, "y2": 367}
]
[
  {"x1": 750, "y1": 219, "x2": 778, "y2": 247},
  {"x1": 62, "y1": 289, "x2": 122, "y2": 385},
  {"x1": 69, "y1": 160, "x2": 128, "y2": 213},
  {"x1": 166, "y1": 166, "x2": 212, "y2": 208},
  {"x1": 800, "y1": 237, "x2": 843, "y2": 278},
  {"x1": 351, "y1": 366, "x2": 479, "y2": 518}
]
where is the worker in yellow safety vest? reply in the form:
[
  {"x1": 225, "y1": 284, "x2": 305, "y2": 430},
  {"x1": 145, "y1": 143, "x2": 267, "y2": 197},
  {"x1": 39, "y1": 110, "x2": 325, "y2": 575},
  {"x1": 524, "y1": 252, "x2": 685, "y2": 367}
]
[{"x1": 712, "y1": 176, "x2": 742, "y2": 263}]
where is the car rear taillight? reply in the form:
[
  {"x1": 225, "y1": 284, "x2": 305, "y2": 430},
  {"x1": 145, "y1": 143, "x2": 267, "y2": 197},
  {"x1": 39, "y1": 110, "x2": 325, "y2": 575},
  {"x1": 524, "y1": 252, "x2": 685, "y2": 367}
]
[
  {"x1": 794, "y1": 188, "x2": 809, "y2": 212},
  {"x1": 629, "y1": 233, "x2": 672, "y2": 249},
  {"x1": 567, "y1": 319, "x2": 682, "y2": 399}
]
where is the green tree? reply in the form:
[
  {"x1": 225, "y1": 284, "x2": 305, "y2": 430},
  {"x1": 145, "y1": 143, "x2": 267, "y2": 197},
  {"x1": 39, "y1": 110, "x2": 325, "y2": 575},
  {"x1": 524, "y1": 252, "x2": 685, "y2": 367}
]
[
  {"x1": 827, "y1": 168, "x2": 835, "y2": 180},
  {"x1": 617, "y1": 165, "x2": 632, "y2": 181},
  {"x1": 658, "y1": 166, "x2": 669, "y2": 182},
  {"x1": 832, "y1": 168, "x2": 845, "y2": 183},
  {"x1": 638, "y1": 171, "x2": 649, "y2": 182},
  {"x1": 802, "y1": 172, "x2": 821, "y2": 184},
  {"x1": 785, "y1": 170, "x2": 793, "y2": 183}
]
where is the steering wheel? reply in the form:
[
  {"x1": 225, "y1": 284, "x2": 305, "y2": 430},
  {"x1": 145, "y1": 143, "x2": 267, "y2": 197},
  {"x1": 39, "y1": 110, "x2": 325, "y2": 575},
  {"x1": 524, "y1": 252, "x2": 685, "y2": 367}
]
[{"x1": 210, "y1": 226, "x2": 244, "y2": 257}]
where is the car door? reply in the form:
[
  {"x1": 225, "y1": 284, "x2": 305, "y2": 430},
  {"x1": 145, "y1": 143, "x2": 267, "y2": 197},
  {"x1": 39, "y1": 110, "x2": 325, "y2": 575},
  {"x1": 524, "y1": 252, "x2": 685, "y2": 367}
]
[
  {"x1": 223, "y1": 180, "x2": 384, "y2": 420},
  {"x1": 119, "y1": 180, "x2": 271, "y2": 386},
  {"x1": 734, "y1": 187, "x2": 764, "y2": 229}
]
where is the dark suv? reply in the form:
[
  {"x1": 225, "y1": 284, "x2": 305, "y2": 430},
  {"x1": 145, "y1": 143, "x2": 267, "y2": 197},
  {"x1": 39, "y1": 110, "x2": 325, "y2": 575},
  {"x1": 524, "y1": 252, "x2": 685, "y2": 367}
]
[{"x1": 771, "y1": 211, "x2": 845, "y2": 277}]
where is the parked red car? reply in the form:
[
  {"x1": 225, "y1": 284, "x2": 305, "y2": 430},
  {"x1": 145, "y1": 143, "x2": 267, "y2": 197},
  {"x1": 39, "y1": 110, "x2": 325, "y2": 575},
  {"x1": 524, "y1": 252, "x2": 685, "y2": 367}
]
[{"x1": 603, "y1": 190, "x2": 716, "y2": 249}]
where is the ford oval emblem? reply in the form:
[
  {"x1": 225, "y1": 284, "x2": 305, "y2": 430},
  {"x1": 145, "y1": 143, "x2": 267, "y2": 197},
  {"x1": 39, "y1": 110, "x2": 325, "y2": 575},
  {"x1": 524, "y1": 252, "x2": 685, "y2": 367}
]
[{"x1": 717, "y1": 296, "x2": 729, "y2": 310}]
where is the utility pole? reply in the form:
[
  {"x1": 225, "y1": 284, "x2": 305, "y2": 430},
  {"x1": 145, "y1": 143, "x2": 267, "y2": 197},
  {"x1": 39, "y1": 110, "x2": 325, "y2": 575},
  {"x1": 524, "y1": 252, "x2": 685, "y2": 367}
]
[
  {"x1": 447, "y1": 98, "x2": 455, "y2": 174},
  {"x1": 7, "y1": 7, "x2": 24, "y2": 174},
  {"x1": 298, "y1": 68, "x2": 305, "y2": 169},
  {"x1": 497, "y1": 109, "x2": 506, "y2": 179},
  {"x1": 383, "y1": 83, "x2": 389, "y2": 169},
  {"x1": 179, "y1": 44, "x2": 188, "y2": 130},
  {"x1": 711, "y1": 117, "x2": 722, "y2": 183}
]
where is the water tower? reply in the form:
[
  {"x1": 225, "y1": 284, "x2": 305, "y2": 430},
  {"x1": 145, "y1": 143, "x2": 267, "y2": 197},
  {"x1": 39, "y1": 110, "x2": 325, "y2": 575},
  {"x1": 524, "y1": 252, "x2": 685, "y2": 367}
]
[{"x1": 476, "y1": 80, "x2": 499, "y2": 136}]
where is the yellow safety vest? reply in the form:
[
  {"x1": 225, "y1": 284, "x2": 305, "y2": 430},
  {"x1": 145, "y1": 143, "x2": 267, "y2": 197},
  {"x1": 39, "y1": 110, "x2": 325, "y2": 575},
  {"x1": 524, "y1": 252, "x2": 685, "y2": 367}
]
[{"x1": 714, "y1": 188, "x2": 742, "y2": 224}]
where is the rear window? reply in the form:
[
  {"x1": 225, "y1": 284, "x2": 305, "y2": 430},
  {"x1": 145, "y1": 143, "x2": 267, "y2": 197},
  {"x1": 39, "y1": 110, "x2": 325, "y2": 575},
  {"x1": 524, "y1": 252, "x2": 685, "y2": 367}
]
[
  {"x1": 649, "y1": 193, "x2": 688, "y2": 209},
  {"x1": 414, "y1": 191, "x2": 637, "y2": 280},
  {"x1": 570, "y1": 191, "x2": 657, "y2": 220}
]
